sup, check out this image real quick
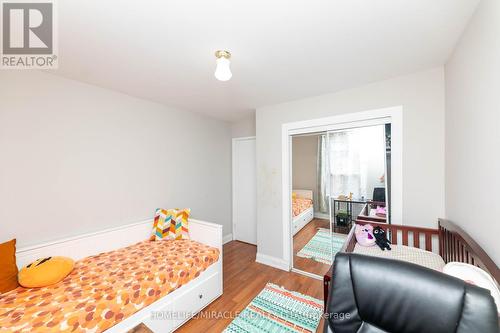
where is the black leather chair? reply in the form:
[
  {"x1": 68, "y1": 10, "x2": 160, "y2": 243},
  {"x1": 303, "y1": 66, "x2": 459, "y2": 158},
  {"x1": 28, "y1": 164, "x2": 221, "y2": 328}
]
[{"x1": 324, "y1": 253, "x2": 499, "y2": 333}]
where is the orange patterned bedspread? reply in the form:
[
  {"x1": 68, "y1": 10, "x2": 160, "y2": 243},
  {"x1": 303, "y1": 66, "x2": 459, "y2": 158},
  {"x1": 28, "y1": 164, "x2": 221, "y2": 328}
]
[
  {"x1": 0, "y1": 240, "x2": 219, "y2": 333},
  {"x1": 292, "y1": 197, "x2": 313, "y2": 217}
]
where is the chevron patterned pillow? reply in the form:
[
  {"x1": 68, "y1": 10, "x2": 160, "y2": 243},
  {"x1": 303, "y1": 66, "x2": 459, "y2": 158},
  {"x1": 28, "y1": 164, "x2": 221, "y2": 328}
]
[
  {"x1": 151, "y1": 208, "x2": 175, "y2": 241},
  {"x1": 170, "y1": 208, "x2": 191, "y2": 240}
]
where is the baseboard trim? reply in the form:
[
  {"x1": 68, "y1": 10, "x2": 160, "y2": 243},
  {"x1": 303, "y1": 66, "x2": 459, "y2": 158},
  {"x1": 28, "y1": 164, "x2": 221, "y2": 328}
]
[
  {"x1": 223, "y1": 233, "x2": 233, "y2": 245},
  {"x1": 255, "y1": 253, "x2": 290, "y2": 271},
  {"x1": 291, "y1": 268, "x2": 323, "y2": 280},
  {"x1": 314, "y1": 213, "x2": 330, "y2": 220}
]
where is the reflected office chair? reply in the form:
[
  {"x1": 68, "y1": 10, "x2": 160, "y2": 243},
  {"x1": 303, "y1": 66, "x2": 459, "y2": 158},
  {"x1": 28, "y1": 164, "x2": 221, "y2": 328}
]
[{"x1": 372, "y1": 187, "x2": 385, "y2": 203}]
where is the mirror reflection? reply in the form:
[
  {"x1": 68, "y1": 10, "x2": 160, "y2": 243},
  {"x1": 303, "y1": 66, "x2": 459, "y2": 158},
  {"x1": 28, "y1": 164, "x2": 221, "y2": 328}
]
[{"x1": 292, "y1": 124, "x2": 391, "y2": 276}]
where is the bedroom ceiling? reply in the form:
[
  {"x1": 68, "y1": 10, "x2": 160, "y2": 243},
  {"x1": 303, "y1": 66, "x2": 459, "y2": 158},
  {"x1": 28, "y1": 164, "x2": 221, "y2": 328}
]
[{"x1": 51, "y1": 0, "x2": 479, "y2": 121}]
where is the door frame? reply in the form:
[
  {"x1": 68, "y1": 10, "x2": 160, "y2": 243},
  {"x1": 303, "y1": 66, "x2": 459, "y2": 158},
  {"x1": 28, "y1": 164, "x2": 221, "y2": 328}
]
[
  {"x1": 232, "y1": 136, "x2": 257, "y2": 244},
  {"x1": 283, "y1": 106, "x2": 403, "y2": 271}
]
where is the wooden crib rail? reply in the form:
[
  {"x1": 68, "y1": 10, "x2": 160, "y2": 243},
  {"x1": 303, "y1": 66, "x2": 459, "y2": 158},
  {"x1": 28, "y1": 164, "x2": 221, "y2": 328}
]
[
  {"x1": 439, "y1": 219, "x2": 499, "y2": 283},
  {"x1": 341, "y1": 224, "x2": 357, "y2": 253},
  {"x1": 328, "y1": 219, "x2": 499, "y2": 311},
  {"x1": 342, "y1": 219, "x2": 499, "y2": 283},
  {"x1": 347, "y1": 220, "x2": 440, "y2": 253}
]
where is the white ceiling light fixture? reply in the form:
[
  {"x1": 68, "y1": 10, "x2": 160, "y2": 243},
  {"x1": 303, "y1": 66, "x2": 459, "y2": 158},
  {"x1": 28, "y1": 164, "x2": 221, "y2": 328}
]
[{"x1": 214, "y1": 50, "x2": 232, "y2": 81}]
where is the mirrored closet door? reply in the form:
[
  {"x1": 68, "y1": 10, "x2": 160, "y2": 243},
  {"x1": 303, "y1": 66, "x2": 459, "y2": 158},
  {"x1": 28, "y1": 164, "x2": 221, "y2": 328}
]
[
  {"x1": 326, "y1": 125, "x2": 390, "y2": 268},
  {"x1": 291, "y1": 132, "x2": 331, "y2": 277},
  {"x1": 291, "y1": 123, "x2": 391, "y2": 278}
]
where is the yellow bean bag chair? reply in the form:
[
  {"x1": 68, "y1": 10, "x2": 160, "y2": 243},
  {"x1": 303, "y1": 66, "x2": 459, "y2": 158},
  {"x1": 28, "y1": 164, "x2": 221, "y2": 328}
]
[{"x1": 18, "y1": 256, "x2": 74, "y2": 288}]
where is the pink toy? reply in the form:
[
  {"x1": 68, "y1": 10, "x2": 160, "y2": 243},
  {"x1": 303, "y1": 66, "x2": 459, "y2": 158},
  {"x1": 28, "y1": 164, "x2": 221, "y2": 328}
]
[
  {"x1": 376, "y1": 206, "x2": 386, "y2": 217},
  {"x1": 355, "y1": 224, "x2": 376, "y2": 247}
]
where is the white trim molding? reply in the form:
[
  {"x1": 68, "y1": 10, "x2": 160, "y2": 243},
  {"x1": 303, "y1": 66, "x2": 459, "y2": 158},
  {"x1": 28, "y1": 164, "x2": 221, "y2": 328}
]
[
  {"x1": 282, "y1": 106, "x2": 404, "y2": 271},
  {"x1": 291, "y1": 268, "x2": 323, "y2": 281},
  {"x1": 314, "y1": 212, "x2": 330, "y2": 220},
  {"x1": 223, "y1": 233, "x2": 233, "y2": 245},
  {"x1": 255, "y1": 252, "x2": 289, "y2": 271}
]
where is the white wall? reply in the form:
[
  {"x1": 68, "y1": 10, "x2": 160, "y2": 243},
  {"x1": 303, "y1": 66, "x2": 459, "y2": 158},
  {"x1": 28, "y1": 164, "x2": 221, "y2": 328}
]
[
  {"x1": 0, "y1": 71, "x2": 232, "y2": 247},
  {"x1": 445, "y1": 0, "x2": 500, "y2": 265},
  {"x1": 292, "y1": 135, "x2": 319, "y2": 211},
  {"x1": 231, "y1": 113, "x2": 256, "y2": 138},
  {"x1": 256, "y1": 68, "x2": 445, "y2": 261}
]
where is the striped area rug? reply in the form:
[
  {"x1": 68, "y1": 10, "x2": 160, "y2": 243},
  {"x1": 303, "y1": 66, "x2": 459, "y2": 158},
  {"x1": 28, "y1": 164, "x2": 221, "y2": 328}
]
[
  {"x1": 297, "y1": 228, "x2": 346, "y2": 264},
  {"x1": 223, "y1": 283, "x2": 323, "y2": 333}
]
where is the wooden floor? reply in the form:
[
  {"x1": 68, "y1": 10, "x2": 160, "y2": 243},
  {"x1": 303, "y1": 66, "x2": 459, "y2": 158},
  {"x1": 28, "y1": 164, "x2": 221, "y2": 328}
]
[
  {"x1": 293, "y1": 218, "x2": 332, "y2": 276},
  {"x1": 130, "y1": 241, "x2": 325, "y2": 333}
]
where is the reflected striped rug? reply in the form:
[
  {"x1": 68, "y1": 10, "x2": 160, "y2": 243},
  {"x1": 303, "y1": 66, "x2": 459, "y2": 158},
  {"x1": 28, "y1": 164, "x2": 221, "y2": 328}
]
[
  {"x1": 297, "y1": 228, "x2": 346, "y2": 264},
  {"x1": 223, "y1": 283, "x2": 323, "y2": 333}
]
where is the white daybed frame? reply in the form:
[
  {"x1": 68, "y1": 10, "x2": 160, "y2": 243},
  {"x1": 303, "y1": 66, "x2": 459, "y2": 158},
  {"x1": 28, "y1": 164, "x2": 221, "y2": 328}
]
[
  {"x1": 292, "y1": 189, "x2": 314, "y2": 236},
  {"x1": 15, "y1": 218, "x2": 223, "y2": 333}
]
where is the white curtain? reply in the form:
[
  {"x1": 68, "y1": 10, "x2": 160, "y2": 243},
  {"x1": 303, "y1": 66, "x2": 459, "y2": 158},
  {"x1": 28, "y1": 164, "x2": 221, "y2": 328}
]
[
  {"x1": 317, "y1": 125, "x2": 385, "y2": 205},
  {"x1": 328, "y1": 130, "x2": 364, "y2": 198}
]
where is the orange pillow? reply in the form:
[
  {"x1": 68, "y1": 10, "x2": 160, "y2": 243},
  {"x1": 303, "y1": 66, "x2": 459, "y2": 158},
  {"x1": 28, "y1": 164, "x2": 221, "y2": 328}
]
[
  {"x1": 0, "y1": 239, "x2": 19, "y2": 293},
  {"x1": 18, "y1": 256, "x2": 74, "y2": 288}
]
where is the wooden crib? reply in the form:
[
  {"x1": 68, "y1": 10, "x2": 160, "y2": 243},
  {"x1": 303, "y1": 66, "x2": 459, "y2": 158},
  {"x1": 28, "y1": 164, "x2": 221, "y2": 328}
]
[{"x1": 323, "y1": 218, "x2": 499, "y2": 308}]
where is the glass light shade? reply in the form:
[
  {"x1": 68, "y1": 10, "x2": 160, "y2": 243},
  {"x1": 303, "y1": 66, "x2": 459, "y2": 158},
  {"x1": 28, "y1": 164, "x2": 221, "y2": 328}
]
[{"x1": 215, "y1": 57, "x2": 232, "y2": 81}]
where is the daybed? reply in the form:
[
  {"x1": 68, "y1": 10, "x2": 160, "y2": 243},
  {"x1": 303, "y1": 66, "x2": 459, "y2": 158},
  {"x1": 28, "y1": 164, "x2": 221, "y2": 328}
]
[
  {"x1": 323, "y1": 218, "x2": 500, "y2": 308},
  {"x1": 292, "y1": 189, "x2": 314, "y2": 236},
  {"x1": 1, "y1": 218, "x2": 223, "y2": 333}
]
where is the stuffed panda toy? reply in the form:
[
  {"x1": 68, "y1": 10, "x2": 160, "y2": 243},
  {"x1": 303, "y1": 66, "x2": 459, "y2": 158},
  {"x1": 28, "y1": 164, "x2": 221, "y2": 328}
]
[{"x1": 373, "y1": 226, "x2": 391, "y2": 251}]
